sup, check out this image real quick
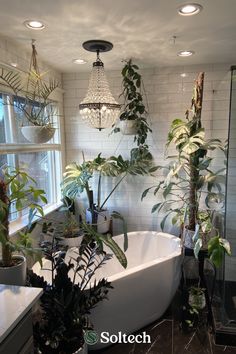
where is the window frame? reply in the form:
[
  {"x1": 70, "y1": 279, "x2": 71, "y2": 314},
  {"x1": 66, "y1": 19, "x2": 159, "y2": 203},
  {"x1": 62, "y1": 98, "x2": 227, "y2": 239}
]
[{"x1": 0, "y1": 80, "x2": 65, "y2": 235}]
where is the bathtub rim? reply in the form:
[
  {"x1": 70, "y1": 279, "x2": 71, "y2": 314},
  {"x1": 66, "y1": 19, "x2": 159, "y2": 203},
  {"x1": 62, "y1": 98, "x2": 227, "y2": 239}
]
[
  {"x1": 106, "y1": 231, "x2": 181, "y2": 283},
  {"x1": 32, "y1": 231, "x2": 182, "y2": 286}
]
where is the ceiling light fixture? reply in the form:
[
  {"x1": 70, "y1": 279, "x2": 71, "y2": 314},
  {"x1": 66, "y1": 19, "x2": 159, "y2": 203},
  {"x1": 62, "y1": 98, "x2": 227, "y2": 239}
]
[
  {"x1": 73, "y1": 58, "x2": 87, "y2": 65},
  {"x1": 178, "y1": 3, "x2": 203, "y2": 16},
  {"x1": 79, "y1": 40, "x2": 120, "y2": 131},
  {"x1": 24, "y1": 20, "x2": 45, "y2": 30},
  {"x1": 177, "y1": 50, "x2": 195, "y2": 57}
]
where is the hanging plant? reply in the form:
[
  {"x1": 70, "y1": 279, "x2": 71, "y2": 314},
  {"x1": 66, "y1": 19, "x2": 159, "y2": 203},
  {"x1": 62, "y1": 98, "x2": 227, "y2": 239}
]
[
  {"x1": 0, "y1": 41, "x2": 59, "y2": 143},
  {"x1": 113, "y1": 59, "x2": 152, "y2": 159}
]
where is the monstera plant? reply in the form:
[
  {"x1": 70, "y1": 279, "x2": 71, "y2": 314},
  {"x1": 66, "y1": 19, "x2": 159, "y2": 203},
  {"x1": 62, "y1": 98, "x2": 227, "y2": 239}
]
[
  {"x1": 142, "y1": 72, "x2": 230, "y2": 265},
  {"x1": 62, "y1": 151, "x2": 155, "y2": 235}
]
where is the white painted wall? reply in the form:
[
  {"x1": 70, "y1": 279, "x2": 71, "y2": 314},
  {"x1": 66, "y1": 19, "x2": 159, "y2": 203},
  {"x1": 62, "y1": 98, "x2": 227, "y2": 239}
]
[{"x1": 62, "y1": 63, "x2": 231, "y2": 235}]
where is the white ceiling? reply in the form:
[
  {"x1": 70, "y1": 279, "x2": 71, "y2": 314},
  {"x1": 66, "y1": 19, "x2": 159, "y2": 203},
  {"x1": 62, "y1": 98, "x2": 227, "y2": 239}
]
[{"x1": 0, "y1": 0, "x2": 236, "y2": 72}]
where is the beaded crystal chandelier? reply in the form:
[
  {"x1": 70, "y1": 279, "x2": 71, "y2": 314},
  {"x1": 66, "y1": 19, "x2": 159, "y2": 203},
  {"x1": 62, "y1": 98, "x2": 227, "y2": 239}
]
[{"x1": 79, "y1": 40, "x2": 120, "y2": 131}]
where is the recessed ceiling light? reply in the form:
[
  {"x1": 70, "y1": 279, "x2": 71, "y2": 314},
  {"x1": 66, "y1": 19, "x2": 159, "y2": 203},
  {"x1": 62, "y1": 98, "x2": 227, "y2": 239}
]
[
  {"x1": 180, "y1": 73, "x2": 188, "y2": 77},
  {"x1": 178, "y1": 3, "x2": 203, "y2": 16},
  {"x1": 177, "y1": 50, "x2": 195, "y2": 57},
  {"x1": 24, "y1": 20, "x2": 45, "y2": 30},
  {"x1": 72, "y1": 59, "x2": 87, "y2": 65}
]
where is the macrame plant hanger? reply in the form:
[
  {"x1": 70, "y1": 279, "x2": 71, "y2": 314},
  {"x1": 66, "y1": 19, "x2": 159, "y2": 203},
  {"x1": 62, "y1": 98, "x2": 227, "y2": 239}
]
[{"x1": 27, "y1": 39, "x2": 42, "y2": 100}]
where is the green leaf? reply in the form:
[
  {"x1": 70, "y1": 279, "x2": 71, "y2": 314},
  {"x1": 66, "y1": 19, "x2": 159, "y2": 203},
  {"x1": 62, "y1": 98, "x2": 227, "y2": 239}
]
[
  {"x1": 100, "y1": 234, "x2": 127, "y2": 268},
  {"x1": 194, "y1": 238, "x2": 202, "y2": 259},
  {"x1": 151, "y1": 203, "x2": 162, "y2": 213},
  {"x1": 111, "y1": 211, "x2": 128, "y2": 252}
]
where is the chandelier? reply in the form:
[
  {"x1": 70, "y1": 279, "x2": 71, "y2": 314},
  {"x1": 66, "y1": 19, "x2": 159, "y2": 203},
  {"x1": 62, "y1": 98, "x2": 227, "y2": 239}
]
[{"x1": 79, "y1": 40, "x2": 120, "y2": 131}]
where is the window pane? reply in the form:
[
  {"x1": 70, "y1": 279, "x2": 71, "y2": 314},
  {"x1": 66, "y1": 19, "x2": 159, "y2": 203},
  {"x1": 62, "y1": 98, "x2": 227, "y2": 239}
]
[
  {"x1": 18, "y1": 151, "x2": 54, "y2": 206},
  {"x1": 0, "y1": 151, "x2": 61, "y2": 221}
]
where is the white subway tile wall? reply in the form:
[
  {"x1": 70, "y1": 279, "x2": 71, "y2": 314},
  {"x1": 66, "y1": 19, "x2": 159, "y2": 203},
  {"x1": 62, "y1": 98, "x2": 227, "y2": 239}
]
[{"x1": 62, "y1": 64, "x2": 231, "y2": 239}]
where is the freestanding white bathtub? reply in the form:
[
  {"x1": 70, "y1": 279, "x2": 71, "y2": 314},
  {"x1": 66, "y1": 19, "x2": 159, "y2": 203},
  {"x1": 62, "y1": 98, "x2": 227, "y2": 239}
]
[
  {"x1": 33, "y1": 231, "x2": 181, "y2": 350},
  {"x1": 89, "y1": 231, "x2": 182, "y2": 349}
]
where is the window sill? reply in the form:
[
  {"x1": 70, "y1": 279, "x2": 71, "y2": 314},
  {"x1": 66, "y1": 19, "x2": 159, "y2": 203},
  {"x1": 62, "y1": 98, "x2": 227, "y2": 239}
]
[{"x1": 9, "y1": 202, "x2": 63, "y2": 236}]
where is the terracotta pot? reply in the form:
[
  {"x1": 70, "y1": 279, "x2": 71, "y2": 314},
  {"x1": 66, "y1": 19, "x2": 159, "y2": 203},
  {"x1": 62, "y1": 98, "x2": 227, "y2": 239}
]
[
  {"x1": 21, "y1": 126, "x2": 56, "y2": 143},
  {"x1": 0, "y1": 255, "x2": 27, "y2": 286},
  {"x1": 86, "y1": 208, "x2": 110, "y2": 234},
  {"x1": 119, "y1": 120, "x2": 138, "y2": 135}
]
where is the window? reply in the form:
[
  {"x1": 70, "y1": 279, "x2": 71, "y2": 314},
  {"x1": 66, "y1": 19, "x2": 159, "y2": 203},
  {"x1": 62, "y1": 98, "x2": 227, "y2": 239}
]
[{"x1": 0, "y1": 91, "x2": 62, "y2": 233}]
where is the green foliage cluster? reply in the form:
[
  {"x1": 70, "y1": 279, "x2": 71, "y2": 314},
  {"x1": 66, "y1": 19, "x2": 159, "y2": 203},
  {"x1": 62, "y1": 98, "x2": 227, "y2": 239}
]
[
  {"x1": 0, "y1": 167, "x2": 47, "y2": 267},
  {"x1": 142, "y1": 72, "x2": 230, "y2": 266},
  {"x1": 29, "y1": 237, "x2": 113, "y2": 353},
  {"x1": 119, "y1": 59, "x2": 152, "y2": 146},
  {"x1": 0, "y1": 68, "x2": 58, "y2": 127}
]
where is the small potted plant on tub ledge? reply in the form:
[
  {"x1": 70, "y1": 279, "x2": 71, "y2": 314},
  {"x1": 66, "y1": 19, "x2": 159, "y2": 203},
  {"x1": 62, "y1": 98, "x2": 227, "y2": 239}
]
[
  {"x1": 0, "y1": 166, "x2": 47, "y2": 285},
  {"x1": 41, "y1": 197, "x2": 84, "y2": 248}
]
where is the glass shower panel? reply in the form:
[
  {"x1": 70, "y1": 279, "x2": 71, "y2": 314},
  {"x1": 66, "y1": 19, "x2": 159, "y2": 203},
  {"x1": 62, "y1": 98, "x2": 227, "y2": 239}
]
[{"x1": 224, "y1": 66, "x2": 236, "y2": 328}]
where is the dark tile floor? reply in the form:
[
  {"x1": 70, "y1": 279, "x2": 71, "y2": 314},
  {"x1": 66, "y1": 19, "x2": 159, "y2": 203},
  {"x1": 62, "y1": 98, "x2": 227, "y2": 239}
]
[{"x1": 89, "y1": 289, "x2": 236, "y2": 354}]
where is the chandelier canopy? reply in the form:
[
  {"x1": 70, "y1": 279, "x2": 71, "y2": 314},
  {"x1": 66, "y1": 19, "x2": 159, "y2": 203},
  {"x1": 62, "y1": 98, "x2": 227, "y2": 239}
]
[{"x1": 79, "y1": 40, "x2": 120, "y2": 131}]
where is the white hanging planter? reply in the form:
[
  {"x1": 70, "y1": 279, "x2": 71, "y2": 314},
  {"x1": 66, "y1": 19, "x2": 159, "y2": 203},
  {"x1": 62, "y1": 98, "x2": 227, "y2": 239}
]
[
  {"x1": 21, "y1": 126, "x2": 56, "y2": 144},
  {"x1": 119, "y1": 120, "x2": 138, "y2": 135},
  {"x1": 86, "y1": 208, "x2": 110, "y2": 234},
  {"x1": 0, "y1": 255, "x2": 27, "y2": 286}
]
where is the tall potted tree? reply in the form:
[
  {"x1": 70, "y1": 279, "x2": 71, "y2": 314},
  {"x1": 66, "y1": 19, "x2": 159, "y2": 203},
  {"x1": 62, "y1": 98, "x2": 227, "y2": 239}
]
[
  {"x1": 0, "y1": 166, "x2": 47, "y2": 285},
  {"x1": 142, "y1": 72, "x2": 230, "y2": 263}
]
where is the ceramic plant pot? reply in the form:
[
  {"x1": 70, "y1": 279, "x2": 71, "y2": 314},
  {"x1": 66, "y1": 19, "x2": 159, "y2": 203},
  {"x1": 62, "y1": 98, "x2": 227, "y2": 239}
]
[
  {"x1": 0, "y1": 255, "x2": 27, "y2": 286},
  {"x1": 183, "y1": 227, "x2": 195, "y2": 249},
  {"x1": 183, "y1": 227, "x2": 212, "y2": 250},
  {"x1": 61, "y1": 235, "x2": 83, "y2": 248},
  {"x1": 86, "y1": 208, "x2": 110, "y2": 234},
  {"x1": 119, "y1": 120, "x2": 138, "y2": 135},
  {"x1": 21, "y1": 126, "x2": 56, "y2": 144}
]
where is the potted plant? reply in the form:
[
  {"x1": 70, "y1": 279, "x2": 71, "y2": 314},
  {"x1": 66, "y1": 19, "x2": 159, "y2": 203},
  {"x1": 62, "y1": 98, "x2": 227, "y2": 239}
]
[
  {"x1": 28, "y1": 235, "x2": 114, "y2": 354},
  {"x1": 41, "y1": 198, "x2": 84, "y2": 248},
  {"x1": 142, "y1": 72, "x2": 230, "y2": 264},
  {"x1": 113, "y1": 59, "x2": 152, "y2": 150},
  {"x1": 188, "y1": 286, "x2": 206, "y2": 310},
  {"x1": 0, "y1": 166, "x2": 47, "y2": 285},
  {"x1": 62, "y1": 151, "x2": 154, "y2": 234},
  {"x1": 0, "y1": 42, "x2": 59, "y2": 143}
]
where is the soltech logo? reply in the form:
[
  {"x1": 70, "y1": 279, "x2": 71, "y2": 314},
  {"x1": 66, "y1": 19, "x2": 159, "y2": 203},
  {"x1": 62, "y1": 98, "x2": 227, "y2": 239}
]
[
  {"x1": 84, "y1": 330, "x2": 99, "y2": 345},
  {"x1": 84, "y1": 330, "x2": 151, "y2": 345}
]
